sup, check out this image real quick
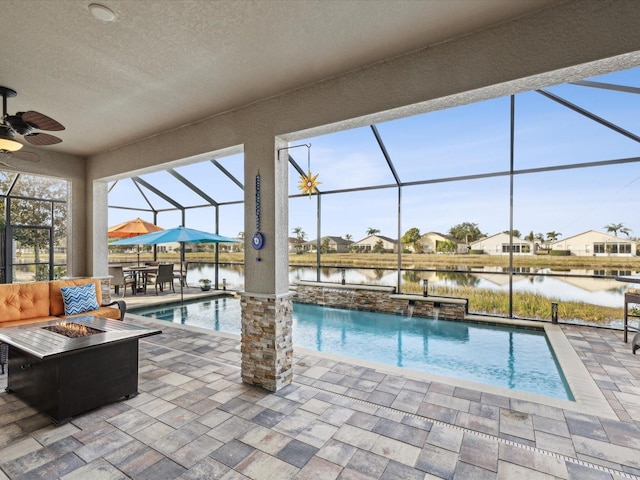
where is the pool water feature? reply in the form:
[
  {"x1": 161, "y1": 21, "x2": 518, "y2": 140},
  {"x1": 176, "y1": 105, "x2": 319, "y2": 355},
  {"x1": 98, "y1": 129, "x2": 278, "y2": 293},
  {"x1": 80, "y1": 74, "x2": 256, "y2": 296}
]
[{"x1": 130, "y1": 297, "x2": 573, "y2": 401}]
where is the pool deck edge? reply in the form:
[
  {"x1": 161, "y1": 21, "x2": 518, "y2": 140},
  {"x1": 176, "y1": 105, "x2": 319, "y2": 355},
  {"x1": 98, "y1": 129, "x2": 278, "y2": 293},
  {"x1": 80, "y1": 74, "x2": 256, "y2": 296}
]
[{"x1": 544, "y1": 323, "x2": 617, "y2": 418}]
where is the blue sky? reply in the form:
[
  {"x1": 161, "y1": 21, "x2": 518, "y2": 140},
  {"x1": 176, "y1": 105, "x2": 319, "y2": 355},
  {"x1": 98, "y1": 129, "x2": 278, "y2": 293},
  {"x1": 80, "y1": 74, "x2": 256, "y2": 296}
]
[{"x1": 109, "y1": 66, "x2": 640, "y2": 242}]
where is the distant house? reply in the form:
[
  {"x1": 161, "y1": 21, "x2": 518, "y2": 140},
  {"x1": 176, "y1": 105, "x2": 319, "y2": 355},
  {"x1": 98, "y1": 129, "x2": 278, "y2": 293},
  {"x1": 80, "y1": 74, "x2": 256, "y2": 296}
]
[
  {"x1": 162, "y1": 242, "x2": 178, "y2": 253},
  {"x1": 165, "y1": 238, "x2": 242, "y2": 253},
  {"x1": 303, "y1": 236, "x2": 353, "y2": 253},
  {"x1": 289, "y1": 237, "x2": 304, "y2": 252},
  {"x1": 470, "y1": 232, "x2": 534, "y2": 255},
  {"x1": 550, "y1": 230, "x2": 636, "y2": 256},
  {"x1": 418, "y1": 232, "x2": 465, "y2": 254},
  {"x1": 351, "y1": 234, "x2": 398, "y2": 253}
]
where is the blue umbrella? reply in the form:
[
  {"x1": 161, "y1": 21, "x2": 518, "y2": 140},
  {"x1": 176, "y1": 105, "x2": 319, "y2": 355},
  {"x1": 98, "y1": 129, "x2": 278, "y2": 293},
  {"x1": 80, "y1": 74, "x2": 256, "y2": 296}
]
[
  {"x1": 110, "y1": 226, "x2": 240, "y2": 246},
  {"x1": 111, "y1": 226, "x2": 241, "y2": 301}
]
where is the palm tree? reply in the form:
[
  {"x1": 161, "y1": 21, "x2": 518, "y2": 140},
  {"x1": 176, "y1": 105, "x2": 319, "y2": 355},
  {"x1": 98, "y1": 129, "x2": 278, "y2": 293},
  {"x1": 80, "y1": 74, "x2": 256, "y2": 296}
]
[
  {"x1": 546, "y1": 231, "x2": 562, "y2": 243},
  {"x1": 345, "y1": 234, "x2": 352, "y2": 241},
  {"x1": 292, "y1": 226, "x2": 306, "y2": 241},
  {"x1": 605, "y1": 222, "x2": 631, "y2": 237},
  {"x1": 366, "y1": 227, "x2": 380, "y2": 236},
  {"x1": 291, "y1": 227, "x2": 306, "y2": 254}
]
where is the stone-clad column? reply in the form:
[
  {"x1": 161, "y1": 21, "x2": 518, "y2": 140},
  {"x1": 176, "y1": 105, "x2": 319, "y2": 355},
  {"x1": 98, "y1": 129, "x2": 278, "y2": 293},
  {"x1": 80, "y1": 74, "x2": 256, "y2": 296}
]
[
  {"x1": 241, "y1": 292, "x2": 293, "y2": 391},
  {"x1": 241, "y1": 135, "x2": 292, "y2": 392}
]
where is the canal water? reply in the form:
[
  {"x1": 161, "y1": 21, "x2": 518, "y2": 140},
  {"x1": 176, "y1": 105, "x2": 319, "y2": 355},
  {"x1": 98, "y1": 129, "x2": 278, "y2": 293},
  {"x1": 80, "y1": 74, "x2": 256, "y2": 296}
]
[{"x1": 186, "y1": 262, "x2": 632, "y2": 311}]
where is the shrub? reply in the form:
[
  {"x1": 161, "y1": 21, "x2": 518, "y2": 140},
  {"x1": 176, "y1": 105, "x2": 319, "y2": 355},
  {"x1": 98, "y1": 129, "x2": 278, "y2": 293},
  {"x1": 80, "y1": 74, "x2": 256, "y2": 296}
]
[{"x1": 549, "y1": 250, "x2": 571, "y2": 256}]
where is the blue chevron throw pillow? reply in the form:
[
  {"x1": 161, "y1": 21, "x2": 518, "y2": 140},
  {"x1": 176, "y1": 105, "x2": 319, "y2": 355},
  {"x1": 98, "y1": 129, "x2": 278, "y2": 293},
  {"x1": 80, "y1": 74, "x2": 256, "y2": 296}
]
[{"x1": 61, "y1": 284, "x2": 100, "y2": 316}]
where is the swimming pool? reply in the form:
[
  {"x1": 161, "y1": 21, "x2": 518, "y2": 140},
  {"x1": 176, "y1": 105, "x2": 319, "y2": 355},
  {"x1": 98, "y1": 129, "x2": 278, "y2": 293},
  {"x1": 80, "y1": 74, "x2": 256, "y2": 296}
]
[{"x1": 130, "y1": 297, "x2": 573, "y2": 400}]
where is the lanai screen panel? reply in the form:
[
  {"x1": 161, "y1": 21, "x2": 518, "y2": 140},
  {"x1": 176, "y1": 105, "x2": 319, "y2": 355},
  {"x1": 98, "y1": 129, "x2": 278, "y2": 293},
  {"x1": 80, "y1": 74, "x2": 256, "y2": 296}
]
[
  {"x1": 377, "y1": 97, "x2": 511, "y2": 181},
  {"x1": 514, "y1": 87, "x2": 640, "y2": 170},
  {"x1": 288, "y1": 127, "x2": 397, "y2": 197}
]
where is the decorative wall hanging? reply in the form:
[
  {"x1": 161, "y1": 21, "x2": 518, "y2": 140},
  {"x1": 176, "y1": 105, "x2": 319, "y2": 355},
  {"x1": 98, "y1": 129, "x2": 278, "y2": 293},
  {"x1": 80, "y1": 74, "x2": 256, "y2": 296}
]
[
  {"x1": 297, "y1": 144, "x2": 320, "y2": 198},
  {"x1": 253, "y1": 172, "x2": 264, "y2": 261}
]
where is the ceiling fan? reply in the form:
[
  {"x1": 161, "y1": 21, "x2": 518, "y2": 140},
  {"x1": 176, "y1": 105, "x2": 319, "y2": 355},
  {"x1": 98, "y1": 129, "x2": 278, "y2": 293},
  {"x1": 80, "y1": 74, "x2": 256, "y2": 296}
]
[{"x1": 0, "y1": 86, "x2": 65, "y2": 163}]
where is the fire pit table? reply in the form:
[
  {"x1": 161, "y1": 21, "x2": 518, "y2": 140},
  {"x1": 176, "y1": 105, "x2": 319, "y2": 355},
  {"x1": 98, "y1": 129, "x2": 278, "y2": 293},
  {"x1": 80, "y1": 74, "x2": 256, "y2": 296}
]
[{"x1": 0, "y1": 315, "x2": 161, "y2": 425}]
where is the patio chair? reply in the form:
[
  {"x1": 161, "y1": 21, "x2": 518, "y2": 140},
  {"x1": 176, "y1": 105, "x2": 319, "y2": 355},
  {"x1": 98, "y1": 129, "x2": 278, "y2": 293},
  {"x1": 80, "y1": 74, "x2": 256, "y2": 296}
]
[
  {"x1": 109, "y1": 265, "x2": 136, "y2": 297},
  {"x1": 153, "y1": 263, "x2": 176, "y2": 294},
  {"x1": 144, "y1": 261, "x2": 160, "y2": 283},
  {"x1": 174, "y1": 261, "x2": 188, "y2": 287}
]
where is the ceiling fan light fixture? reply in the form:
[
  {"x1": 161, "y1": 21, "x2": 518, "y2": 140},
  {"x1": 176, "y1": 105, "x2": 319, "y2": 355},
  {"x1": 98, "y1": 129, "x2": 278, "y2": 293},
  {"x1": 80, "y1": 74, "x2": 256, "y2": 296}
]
[
  {"x1": 0, "y1": 127, "x2": 23, "y2": 152},
  {"x1": 88, "y1": 3, "x2": 117, "y2": 22}
]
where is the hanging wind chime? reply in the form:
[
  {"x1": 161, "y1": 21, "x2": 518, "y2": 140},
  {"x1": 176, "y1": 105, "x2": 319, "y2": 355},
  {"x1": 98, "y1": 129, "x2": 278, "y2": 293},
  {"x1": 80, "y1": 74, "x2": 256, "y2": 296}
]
[{"x1": 298, "y1": 144, "x2": 320, "y2": 198}]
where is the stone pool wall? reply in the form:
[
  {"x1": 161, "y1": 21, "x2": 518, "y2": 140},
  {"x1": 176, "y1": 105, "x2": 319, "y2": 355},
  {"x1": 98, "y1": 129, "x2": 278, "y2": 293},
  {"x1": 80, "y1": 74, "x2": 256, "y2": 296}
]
[{"x1": 293, "y1": 281, "x2": 468, "y2": 320}]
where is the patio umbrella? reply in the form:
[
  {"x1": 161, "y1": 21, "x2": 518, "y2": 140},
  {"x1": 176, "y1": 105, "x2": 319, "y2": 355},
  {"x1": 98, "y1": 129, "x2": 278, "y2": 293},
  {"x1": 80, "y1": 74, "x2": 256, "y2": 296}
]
[
  {"x1": 108, "y1": 218, "x2": 164, "y2": 265},
  {"x1": 110, "y1": 226, "x2": 241, "y2": 302}
]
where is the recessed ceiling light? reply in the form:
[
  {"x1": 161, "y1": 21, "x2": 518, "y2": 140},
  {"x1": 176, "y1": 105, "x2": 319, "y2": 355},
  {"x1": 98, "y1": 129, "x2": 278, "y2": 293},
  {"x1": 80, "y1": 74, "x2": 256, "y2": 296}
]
[{"x1": 88, "y1": 3, "x2": 117, "y2": 22}]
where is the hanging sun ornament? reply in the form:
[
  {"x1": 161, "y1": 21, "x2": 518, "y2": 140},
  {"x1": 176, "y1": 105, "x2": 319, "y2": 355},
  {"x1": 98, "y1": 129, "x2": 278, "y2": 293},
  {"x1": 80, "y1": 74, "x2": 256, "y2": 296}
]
[
  {"x1": 298, "y1": 145, "x2": 320, "y2": 198},
  {"x1": 299, "y1": 170, "x2": 321, "y2": 198}
]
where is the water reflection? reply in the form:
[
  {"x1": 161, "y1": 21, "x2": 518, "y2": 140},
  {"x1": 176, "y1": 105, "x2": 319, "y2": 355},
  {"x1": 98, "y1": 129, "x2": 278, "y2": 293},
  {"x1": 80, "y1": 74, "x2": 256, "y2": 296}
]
[
  {"x1": 186, "y1": 263, "x2": 635, "y2": 312},
  {"x1": 194, "y1": 263, "x2": 640, "y2": 307}
]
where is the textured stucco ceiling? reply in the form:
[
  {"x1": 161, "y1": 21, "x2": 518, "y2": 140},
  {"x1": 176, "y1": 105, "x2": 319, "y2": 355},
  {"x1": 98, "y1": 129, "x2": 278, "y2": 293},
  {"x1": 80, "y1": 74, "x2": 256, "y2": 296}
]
[{"x1": 0, "y1": 0, "x2": 561, "y2": 157}]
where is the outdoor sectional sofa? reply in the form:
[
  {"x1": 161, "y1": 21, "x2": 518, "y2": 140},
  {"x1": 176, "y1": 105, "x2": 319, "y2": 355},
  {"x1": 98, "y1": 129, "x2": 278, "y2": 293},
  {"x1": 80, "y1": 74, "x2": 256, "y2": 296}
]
[{"x1": 0, "y1": 278, "x2": 126, "y2": 373}]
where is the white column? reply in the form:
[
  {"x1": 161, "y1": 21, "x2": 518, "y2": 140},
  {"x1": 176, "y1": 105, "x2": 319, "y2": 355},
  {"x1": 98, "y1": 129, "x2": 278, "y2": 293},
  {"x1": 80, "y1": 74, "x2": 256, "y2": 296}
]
[
  {"x1": 241, "y1": 135, "x2": 293, "y2": 392},
  {"x1": 90, "y1": 180, "x2": 110, "y2": 277}
]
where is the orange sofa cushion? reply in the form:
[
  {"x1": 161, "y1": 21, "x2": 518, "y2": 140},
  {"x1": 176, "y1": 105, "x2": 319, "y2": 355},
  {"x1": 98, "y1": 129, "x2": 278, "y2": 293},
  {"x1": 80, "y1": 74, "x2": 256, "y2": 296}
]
[
  {"x1": 0, "y1": 281, "x2": 51, "y2": 323},
  {"x1": 49, "y1": 278, "x2": 103, "y2": 317},
  {"x1": 0, "y1": 316, "x2": 59, "y2": 328},
  {"x1": 61, "y1": 306, "x2": 121, "y2": 321}
]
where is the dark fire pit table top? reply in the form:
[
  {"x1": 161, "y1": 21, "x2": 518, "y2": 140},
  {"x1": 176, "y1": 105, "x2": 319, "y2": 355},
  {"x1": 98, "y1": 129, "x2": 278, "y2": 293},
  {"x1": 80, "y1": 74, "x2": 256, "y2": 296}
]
[{"x1": 0, "y1": 315, "x2": 161, "y2": 360}]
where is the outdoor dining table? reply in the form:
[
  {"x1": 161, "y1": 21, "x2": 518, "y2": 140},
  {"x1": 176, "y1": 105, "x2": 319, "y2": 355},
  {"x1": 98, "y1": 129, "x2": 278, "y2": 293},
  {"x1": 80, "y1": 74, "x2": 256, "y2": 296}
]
[{"x1": 124, "y1": 265, "x2": 157, "y2": 294}]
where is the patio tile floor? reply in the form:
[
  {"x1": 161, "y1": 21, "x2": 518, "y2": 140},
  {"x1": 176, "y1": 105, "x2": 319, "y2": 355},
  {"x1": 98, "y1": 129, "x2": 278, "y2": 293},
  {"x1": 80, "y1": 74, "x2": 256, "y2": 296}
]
[{"x1": 0, "y1": 299, "x2": 639, "y2": 479}]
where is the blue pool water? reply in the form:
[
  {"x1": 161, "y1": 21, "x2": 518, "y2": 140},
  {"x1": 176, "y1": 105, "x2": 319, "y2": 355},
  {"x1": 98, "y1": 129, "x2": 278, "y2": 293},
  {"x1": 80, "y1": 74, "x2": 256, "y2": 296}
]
[{"x1": 130, "y1": 297, "x2": 573, "y2": 400}]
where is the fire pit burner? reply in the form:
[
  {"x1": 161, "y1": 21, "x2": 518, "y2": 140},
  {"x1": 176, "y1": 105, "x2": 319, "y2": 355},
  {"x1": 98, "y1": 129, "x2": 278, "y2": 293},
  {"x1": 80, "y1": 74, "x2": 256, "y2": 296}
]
[{"x1": 43, "y1": 321, "x2": 102, "y2": 338}]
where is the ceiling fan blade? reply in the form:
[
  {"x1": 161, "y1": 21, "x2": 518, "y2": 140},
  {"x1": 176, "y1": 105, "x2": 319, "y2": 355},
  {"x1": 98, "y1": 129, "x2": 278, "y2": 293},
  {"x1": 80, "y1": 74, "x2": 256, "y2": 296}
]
[
  {"x1": 23, "y1": 132, "x2": 62, "y2": 146},
  {"x1": 10, "y1": 150, "x2": 40, "y2": 162},
  {"x1": 22, "y1": 111, "x2": 65, "y2": 131}
]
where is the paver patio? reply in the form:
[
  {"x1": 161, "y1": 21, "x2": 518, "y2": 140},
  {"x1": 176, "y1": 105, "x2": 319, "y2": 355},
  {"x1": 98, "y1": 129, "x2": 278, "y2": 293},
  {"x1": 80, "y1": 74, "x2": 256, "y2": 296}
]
[{"x1": 0, "y1": 308, "x2": 639, "y2": 479}]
